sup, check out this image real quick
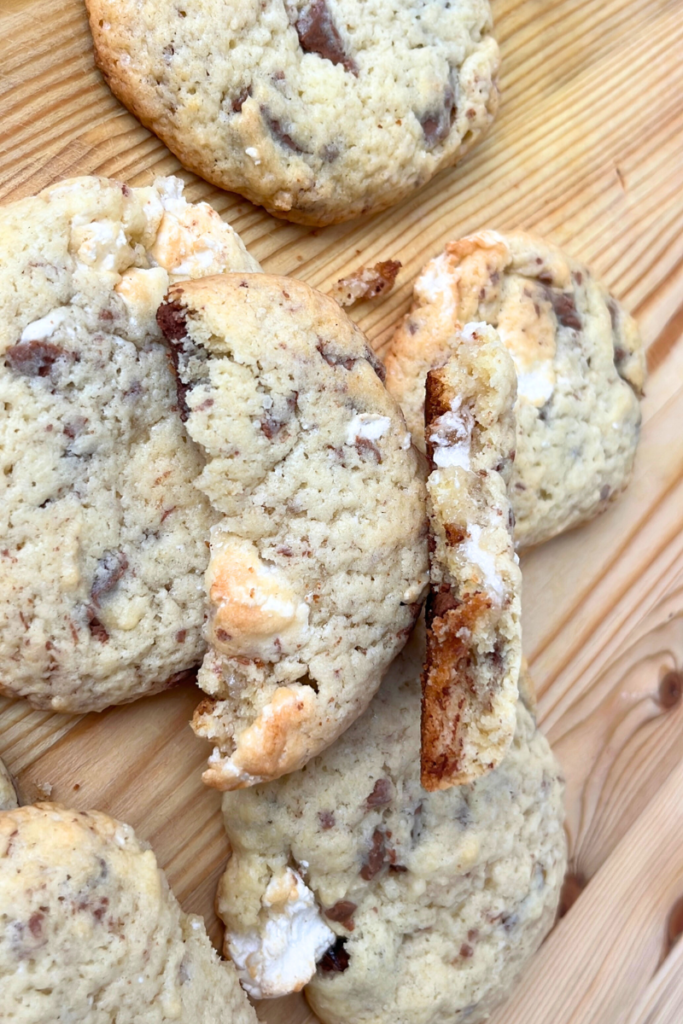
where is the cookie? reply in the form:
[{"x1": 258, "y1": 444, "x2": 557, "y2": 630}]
[
  {"x1": 156, "y1": 274, "x2": 428, "y2": 789},
  {"x1": 0, "y1": 803, "x2": 257, "y2": 1023},
  {"x1": 386, "y1": 230, "x2": 646, "y2": 549},
  {"x1": 86, "y1": 0, "x2": 500, "y2": 225},
  {"x1": 0, "y1": 175, "x2": 259, "y2": 712},
  {"x1": 0, "y1": 757, "x2": 18, "y2": 810},
  {"x1": 423, "y1": 325, "x2": 521, "y2": 790},
  {"x1": 217, "y1": 623, "x2": 567, "y2": 1021}
]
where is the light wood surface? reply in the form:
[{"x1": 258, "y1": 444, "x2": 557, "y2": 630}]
[{"x1": 1, "y1": 1, "x2": 682, "y2": 1021}]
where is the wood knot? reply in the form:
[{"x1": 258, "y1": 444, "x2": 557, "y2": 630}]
[{"x1": 659, "y1": 671, "x2": 682, "y2": 710}]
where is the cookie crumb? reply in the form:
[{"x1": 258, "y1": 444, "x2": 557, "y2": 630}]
[{"x1": 329, "y1": 260, "x2": 401, "y2": 307}]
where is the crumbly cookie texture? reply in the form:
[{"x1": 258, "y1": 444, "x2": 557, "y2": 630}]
[
  {"x1": 385, "y1": 230, "x2": 646, "y2": 549},
  {"x1": 217, "y1": 624, "x2": 567, "y2": 1022},
  {"x1": 423, "y1": 325, "x2": 521, "y2": 790},
  {"x1": 156, "y1": 274, "x2": 428, "y2": 789},
  {"x1": 0, "y1": 803, "x2": 257, "y2": 1024},
  {"x1": 86, "y1": 0, "x2": 500, "y2": 225},
  {"x1": 0, "y1": 175, "x2": 259, "y2": 712},
  {"x1": 328, "y1": 260, "x2": 402, "y2": 307},
  {"x1": 0, "y1": 757, "x2": 18, "y2": 810}
]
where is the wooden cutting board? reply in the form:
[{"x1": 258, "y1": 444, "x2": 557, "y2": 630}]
[{"x1": 1, "y1": 1, "x2": 683, "y2": 1021}]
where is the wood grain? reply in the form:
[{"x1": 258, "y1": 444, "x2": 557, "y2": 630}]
[{"x1": 0, "y1": 0, "x2": 682, "y2": 1021}]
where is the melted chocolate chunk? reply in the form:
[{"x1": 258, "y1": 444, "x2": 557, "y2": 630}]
[
  {"x1": 232, "y1": 86, "x2": 251, "y2": 112},
  {"x1": 419, "y1": 87, "x2": 456, "y2": 149},
  {"x1": 549, "y1": 291, "x2": 582, "y2": 331},
  {"x1": 428, "y1": 585, "x2": 460, "y2": 621},
  {"x1": 366, "y1": 778, "x2": 393, "y2": 808},
  {"x1": 260, "y1": 392, "x2": 298, "y2": 440},
  {"x1": 6, "y1": 340, "x2": 70, "y2": 378},
  {"x1": 261, "y1": 107, "x2": 306, "y2": 153},
  {"x1": 295, "y1": 0, "x2": 358, "y2": 75},
  {"x1": 91, "y1": 550, "x2": 129, "y2": 606},
  {"x1": 319, "y1": 936, "x2": 350, "y2": 973},
  {"x1": 316, "y1": 340, "x2": 386, "y2": 383},
  {"x1": 354, "y1": 437, "x2": 382, "y2": 463},
  {"x1": 87, "y1": 608, "x2": 109, "y2": 644},
  {"x1": 157, "y1": 302, "x2": 192, "y2": 421},
  {"x1": 360, "y1": 828, "x2": 386, "y2": 880},
  {"x1": 324, "y1": 900, "x2": 357, "y2": 929},
  {"x1": 319, "y1": 809, "x2": 335, "y2": 830},
  {"x1": 444, "y1": 523, "x2": 467, "y2": 547}
]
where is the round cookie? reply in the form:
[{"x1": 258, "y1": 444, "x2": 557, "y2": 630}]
[
  {"x1": 0, "y1": 803, "x2": 257, "y2": 1024},
  {"x1": 386, "y1": 230, "x2": 646, "y2": 549},
  {"x1": 217, "y1": 624, "x2": 567, "y2": 1021},
  {"x1": 0, "y1": 757, "x2": 18, "y2": 810},
  {"x1": 86, "y1": 0, "x2": 500, "y2": 226},
  {"x1": 156, "y1": 274, "x2": 429, "y2": 789},
  {"x1": 0, "y1": 175, "x2": 260, "y2": 713}
]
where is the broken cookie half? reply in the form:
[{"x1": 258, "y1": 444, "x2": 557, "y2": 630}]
[
  {"x1": 157, "y1": 274, "x2": 428, "y2": 790},
  {"x1": 422, "y1": 322, "x2": 521, "y2": 791}
]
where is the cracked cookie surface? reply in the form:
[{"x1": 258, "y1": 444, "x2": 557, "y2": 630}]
[
  {"x1": 0, "y1": 175, "x2": 259, "y2": 712},
  {"x1": 386, "y1": 230, "x2": 646, "y2": 549},
  {"x1": 0, "y1": 803, "x2": 257, "y2": 1024},
  {"x1": 86, "y1": 0, "x2": 499, "y2": 225},
  {"x1": 157, "y1": 274, "x2": 428, "y2": 789},
  {"x1": 217, "y1": 624, "x2": 566, "y2": 1023},
  {"x1": 422, "y1": 324, "x2": 521, "y2": 790}
]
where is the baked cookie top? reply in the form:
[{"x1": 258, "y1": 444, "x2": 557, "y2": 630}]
[
  {"x1": 86, "y1": 0, "x2": 500, "y2": 225},
  {"x1": 385, "y1": 230, "x2": 646, "y2": 549},
  {"x1": 0, "y1": 175, "x2": 259, "y2": 713},
  {"x1": 217, "y1": 624, "x2": 566, "y2": 1023},
  {"x1": 422, "y1": 325, "x2": 521, "y2": 790},
  {"x1": 157, "y1": 274, "x2": 428, "y2": 789},
  {"x1": 0, "y1": 757, "x2": 18, "y2": 810},
  {"x1": 0, "y1": 803, "x2": 257, "y2": 1024}
]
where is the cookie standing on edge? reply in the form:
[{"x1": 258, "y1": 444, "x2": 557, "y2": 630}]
[
  {"x1": 0, "y1": 176, "x2": 259, "y2": 713},
  {"x1": 0, "y1": 803, "x2": 257, "y2": 1023},
  {"x1": 217, "y1": 625, "x2": 567, "y2": 1021},
  {"x1": 0, "y1": 757, "x2": 18, "y2": 810},
  {"x1": 86, "y1": 0, "x2": 500, "y2": 225},
  {"x1": 156, "y1": 274, "x2": 428, "y2": 790},
  {"x1": 386, "y1": 230, "x2": 646, "y2": 549},
  {"x1": 422, "y1": 324, "x2": 521, "y2": 790}
]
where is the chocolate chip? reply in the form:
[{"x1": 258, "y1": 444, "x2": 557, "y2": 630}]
[
  {"x1": 419, "y1": 87, "x2": 456, "y2": 149},
  {"x1": 460, "y1": 943, "x2": 474, "y2": 958},
  {"x1": 157, "y1": 302, "x2": 193, "y2": 421},
  {"x1": 319, "y1": 810, "x2": 335, "y2": 830},
  {"x1": 261, "y1": 107, "x2": 306, "y2": 153},
  {"x1": 91, "y1": 550, "x2": 129, "y2": 606},
  {"x1": 316, "y1": 340, "x2": 386, "y2": 383},
  {"x1": 354, "y1": 437, "x2": 382, "y2": 464},
  {"x1": 295, "y1": 0, "x2": 358, "y2": 75},
  {"x1": 63, "y1": 417, "x2": 87, "y2": 440},
  {"x1": 549, "y1": 291, "x2": 582, "y2": 331},
  {"x1": 156, "y1": 301, "x2": 188, "y2": 342},
  {"x1": 28, "y1": 911, "x2": 45, "y2": 938},
  {"x1": 6, "y1": 340, "x2": 71, "y2": 378},
  {"x1": 176, "y1": 629, "x2": 187, "y2": 643},
  {"x1": 87, "y1": 608, "x2": 109, "y2": 644},
  {"x1": 324, "y1": 900, "x2": 357, "y2": 929},
  {"x1": 232, "y1": 86, "x2": 251, "y2": 112},
  {"x1": 319, "y1": 936, "x2": 350, "y2": 973},
  {"x1": 660, "y1": 671, "x2": 682, "y2": 710},
  {"x1": 360, "y1": 828, "x2": 386, "y2": 880},
  {"x1": 428, "y1": 585, "x2": 460, "y2": 621},
  {"x1": 366, "y1": 778, "x2": 393, "y2": 808}
]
